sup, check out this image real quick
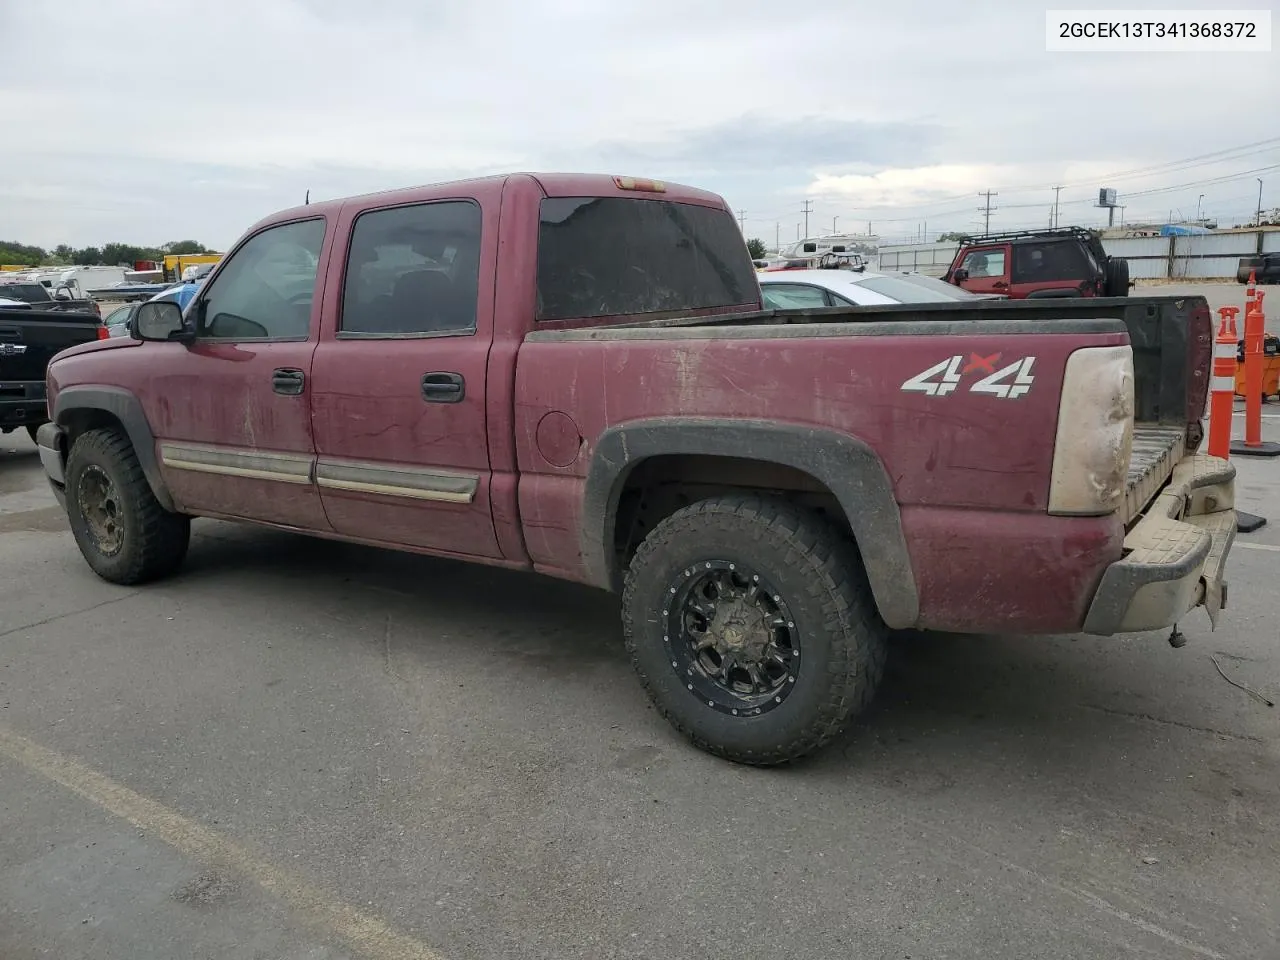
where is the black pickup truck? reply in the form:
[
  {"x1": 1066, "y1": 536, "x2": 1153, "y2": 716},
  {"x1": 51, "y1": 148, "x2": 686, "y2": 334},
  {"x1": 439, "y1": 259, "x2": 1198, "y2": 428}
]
[
  {"x1": 1, "y1": 306, "x2": 106, "y2": 441},
  {"x1": 0, "y1": 280, "x2": 102, "y2": 317}
]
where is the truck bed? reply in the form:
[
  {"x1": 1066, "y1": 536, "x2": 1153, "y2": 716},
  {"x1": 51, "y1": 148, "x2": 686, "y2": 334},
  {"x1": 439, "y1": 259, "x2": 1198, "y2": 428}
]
[{"x1": 609, "y1": 294, "x2": 1211, "y2": 435}]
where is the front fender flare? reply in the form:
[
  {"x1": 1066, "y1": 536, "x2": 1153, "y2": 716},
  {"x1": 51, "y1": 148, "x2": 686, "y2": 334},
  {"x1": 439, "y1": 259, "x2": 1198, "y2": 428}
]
[
  {"x1": 581, "y1": 418, "x2": 919, "y2": 629},
  {"x1": 52, "y1": 385, "x2": 176, "y2": 512}
]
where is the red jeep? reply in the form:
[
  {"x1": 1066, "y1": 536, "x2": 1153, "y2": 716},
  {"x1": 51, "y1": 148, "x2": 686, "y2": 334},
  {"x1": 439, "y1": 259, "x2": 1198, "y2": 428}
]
[
  {"x1": 945, "y1": 227, "x2": 1131, "y2": 299},
  {"x1": 36, "y1": 174, "x2": 1233, "y2": 765}
]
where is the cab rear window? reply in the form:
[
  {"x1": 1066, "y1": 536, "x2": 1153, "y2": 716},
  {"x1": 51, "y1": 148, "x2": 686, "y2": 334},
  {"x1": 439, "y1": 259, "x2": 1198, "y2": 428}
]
[{"x1": 535, "y1": 197, "x2": 758, "y2": 321}]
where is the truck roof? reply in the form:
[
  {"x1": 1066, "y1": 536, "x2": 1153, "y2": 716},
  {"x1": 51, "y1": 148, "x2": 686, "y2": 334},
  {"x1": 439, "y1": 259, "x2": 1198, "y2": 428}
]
[{"x1": 250, "y1": 173, "x2": 730, "y2": 234}]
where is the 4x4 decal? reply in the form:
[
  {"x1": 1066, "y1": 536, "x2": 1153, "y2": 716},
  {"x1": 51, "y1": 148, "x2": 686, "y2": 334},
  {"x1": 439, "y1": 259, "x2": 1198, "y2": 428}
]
[{"x1": 901, "y1": 352, "x2": 1036, "y2": 399}]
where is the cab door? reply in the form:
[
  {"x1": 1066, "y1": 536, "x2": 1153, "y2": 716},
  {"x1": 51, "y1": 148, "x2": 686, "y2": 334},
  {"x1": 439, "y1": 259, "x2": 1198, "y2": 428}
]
[
  {"x1": 954, "y1": 244, "x2": 1011, "y2": 296},
  {"x1": 309, "y1": 193, "x2": 503, "y2": 558},
  {"x1": 140, "y1": 218, "x2": 331, "y2": 530}
]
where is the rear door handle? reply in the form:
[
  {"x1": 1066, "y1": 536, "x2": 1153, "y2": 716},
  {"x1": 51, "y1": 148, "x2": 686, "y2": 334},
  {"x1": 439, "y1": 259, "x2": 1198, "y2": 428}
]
[
  {"x1": 422, "y1": 372, "x2": 464, "y2": 403},
  {"x1": 272, "y1": 367, "x2": 305, "y2": 396}
]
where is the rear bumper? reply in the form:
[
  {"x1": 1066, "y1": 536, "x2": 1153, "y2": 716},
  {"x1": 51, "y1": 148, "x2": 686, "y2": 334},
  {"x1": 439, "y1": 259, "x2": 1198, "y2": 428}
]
[
  {"x1": 36, "y1": 421, "x2": 67, "y2": 507},
  {"x1": 1082, "y1": 453, "x2": 1235, "y2": 636},
  {"x1": 0, "y1": 381, "x2": 48, "y2": 430}
]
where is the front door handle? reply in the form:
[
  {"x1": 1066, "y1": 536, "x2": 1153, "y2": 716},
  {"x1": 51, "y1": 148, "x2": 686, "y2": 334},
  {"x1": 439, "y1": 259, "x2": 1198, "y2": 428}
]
[
  {"x1": 272, "y1": 367, "x2": 305, "y2": 396},
  {"x1": 422, "y1": 372, "x2": 464, "y2": 403}
]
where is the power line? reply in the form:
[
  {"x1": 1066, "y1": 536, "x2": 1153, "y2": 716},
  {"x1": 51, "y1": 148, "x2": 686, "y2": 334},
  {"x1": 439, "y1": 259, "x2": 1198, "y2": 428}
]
[{"x1": 978, "y1": 191, "x2": 998, "y2": 233}]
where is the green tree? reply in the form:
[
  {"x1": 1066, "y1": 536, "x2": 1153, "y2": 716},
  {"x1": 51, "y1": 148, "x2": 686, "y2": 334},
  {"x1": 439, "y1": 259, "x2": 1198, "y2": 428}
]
[
  {"x1": 100, "y1": 243, "x2": 164, "y2": 266},
  {"x1": 163, "y1": 240, "x2": 210, "y2": 255},
  {"x1": 746, "y1": 238, "x2": 767, "y2": 259},
  {"x1": 72, "y1": 246, "x2": 103, "y2": 266},
  {"x1": 0, "y1": 240, "x2": 48, "y2": 265}
]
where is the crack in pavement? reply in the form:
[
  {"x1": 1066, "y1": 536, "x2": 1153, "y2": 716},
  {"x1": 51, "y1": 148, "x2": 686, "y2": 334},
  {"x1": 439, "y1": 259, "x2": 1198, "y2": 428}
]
[
  {"x1": 1083, "y1": 704, "x2": 1264, "y2": 743},
  {"x1": 0, "y1": 592, "x2": 141, "y2": 642}
]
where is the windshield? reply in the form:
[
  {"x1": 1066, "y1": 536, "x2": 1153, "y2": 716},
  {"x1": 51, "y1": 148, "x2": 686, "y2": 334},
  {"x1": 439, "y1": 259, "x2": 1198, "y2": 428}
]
[{"x1": 0, "y1": 283, "x2": 50, "y2": 303}]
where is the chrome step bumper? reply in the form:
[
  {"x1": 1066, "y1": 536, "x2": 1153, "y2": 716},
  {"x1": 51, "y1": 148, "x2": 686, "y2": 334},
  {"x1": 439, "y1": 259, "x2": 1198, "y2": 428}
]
[{"x1": 1083, "y1": 453, "x2": 1235, "y2": 636}]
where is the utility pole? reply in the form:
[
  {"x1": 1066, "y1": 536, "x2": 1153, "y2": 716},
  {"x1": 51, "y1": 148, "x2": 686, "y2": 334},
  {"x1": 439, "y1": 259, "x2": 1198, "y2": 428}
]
[
  {"x1": 1258, "y1": 178, "x2": 1265, "y2": 226},
  {"x1": 775, "y1": 222, "x2": 780, "y2": 253},
  {"x1": 867, "y1": 220, "x2": 871, "y2": 236},
  {"x1": 737, "y1": 209, "x2": 746, "y2": 233},
  {"x1": 978, "y1": 191, "x2": 998, "y2": 234},
  {"x1": 832, "y1": 216, "x2": 839, "y2": 235},
  {"x1": 1196, "y1": 194, "x2": 1204, "y2": 223},
  {"x1": 1052, "y1": 186, "x2": 1062, "y2": 228},
  {"x1": 801, "y1": 200, "x2": 813, "y2": 239}
]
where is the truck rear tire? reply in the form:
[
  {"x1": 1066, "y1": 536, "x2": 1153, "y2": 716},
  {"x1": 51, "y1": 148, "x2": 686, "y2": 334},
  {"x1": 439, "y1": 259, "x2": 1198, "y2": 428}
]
[
  {"x1": 621, "y1": 495, "x2": 888, "y2": 765},
  {"x1": 64, "y1": 427, "x2": 190, "y2": 585},
  {"x1": 1104, "y1": 257, "x2": 1130, "y2": 297}
]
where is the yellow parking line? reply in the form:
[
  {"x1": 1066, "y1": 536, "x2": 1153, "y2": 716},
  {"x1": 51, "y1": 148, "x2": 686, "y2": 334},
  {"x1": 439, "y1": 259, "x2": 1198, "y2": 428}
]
[{"x1": 0, "y1": 724, "x2": 446, "y2": 960}]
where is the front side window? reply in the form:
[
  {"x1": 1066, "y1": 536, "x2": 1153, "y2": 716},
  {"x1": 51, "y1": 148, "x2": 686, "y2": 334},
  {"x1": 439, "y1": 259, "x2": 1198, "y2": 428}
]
[
  {"x1": 340, "y1": 201, "x2": 482, "y2": 337},
  {"x1": 960, "y1": 248, "x2": 1006, "y2": 279},
  {"x1": 535, "y1": 197, "x2": 759, "y2": 321},
  {"x1": 198, "y1": 219, "x2": 325, "y2": 340}
]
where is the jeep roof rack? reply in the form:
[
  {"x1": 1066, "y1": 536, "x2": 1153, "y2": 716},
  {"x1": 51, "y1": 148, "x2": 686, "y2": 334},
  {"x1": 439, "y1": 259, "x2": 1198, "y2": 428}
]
[{"x1": 954, "y1": 226, "x2": 1100, "y2": 246}]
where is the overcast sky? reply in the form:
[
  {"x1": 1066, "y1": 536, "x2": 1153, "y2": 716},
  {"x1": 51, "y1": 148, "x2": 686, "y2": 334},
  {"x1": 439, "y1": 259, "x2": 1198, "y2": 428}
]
[{"x1": 2, "y1": 0, "x2": 1277, "y2": 250}]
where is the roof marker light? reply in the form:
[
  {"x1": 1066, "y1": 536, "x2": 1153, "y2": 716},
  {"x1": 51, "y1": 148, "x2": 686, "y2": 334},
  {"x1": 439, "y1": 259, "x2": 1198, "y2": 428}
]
[{"x1": 613, "y1": 176, "x2": 666, "y2": 193}]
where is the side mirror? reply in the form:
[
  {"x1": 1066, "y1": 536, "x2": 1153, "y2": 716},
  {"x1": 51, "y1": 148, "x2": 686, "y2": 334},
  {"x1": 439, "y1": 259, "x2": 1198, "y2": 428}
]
[
  {"x1": 952, "y1": 268, "x2": 970, "y2": 282},
  {"x1": 132, "y1": 300, "x2": 192, "y2": 342}
]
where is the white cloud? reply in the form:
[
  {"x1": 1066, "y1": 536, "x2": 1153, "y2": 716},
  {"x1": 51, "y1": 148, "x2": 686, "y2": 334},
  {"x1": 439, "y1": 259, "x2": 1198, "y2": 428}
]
[{"x1": 1, "y1": 0, "x2": 1276, "y2": 247}]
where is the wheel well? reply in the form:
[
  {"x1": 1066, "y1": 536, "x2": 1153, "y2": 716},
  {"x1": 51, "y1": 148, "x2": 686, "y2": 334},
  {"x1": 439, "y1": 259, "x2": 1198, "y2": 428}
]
[
  {"x1": 57, "y1": 408, "x2": 127, "y2": 457},
  {"x1": 611, "y1": 454, "x2": 852, "y2": 571}
]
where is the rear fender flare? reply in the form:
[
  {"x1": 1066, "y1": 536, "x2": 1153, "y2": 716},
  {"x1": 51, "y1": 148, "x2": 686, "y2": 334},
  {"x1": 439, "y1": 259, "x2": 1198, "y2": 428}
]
[
  {"x1": 52, "y1": 385, "x2": 176, "y2": 512},
  {"x1": 581, "y1": 418, "x2": 919, "y2": 629}
]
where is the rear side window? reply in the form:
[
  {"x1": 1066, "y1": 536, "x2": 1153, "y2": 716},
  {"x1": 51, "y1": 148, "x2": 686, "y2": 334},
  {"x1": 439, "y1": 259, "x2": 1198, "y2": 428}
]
[
  {"x1": 535, "y1": 197, "x2": 759, "y2": 321},
  {"x1": 760, "y1": 283, "x2": 831, "y2": 310},
  {"x1": 1012, "y1": 242, "x2": 1097, "y2": 282},
  {"x1": 341, "y1": 200, "x2": 482, "y2": 337}
]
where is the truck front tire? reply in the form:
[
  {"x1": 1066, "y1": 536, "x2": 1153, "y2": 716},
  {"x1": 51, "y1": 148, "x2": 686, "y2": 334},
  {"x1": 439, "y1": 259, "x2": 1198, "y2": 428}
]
[
  {"x1": 64, "y1": 427, "x2": 190, "y2": 585},
  {"x1": 621, "y1": 495, "x2": 888, "y2": 765}
]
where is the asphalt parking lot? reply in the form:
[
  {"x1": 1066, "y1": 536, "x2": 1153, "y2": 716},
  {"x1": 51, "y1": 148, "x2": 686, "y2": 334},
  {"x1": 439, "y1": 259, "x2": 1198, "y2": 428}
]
[{"x1": 3, "y1": 289, "x2": 1279, "y2": 959}]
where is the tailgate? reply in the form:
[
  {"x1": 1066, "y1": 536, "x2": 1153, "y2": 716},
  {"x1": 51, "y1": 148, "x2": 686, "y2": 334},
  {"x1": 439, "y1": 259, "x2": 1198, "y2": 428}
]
[
  {"x1": 0, "y1": 310, "x2": 102, "y2": 382},
  {"x1": 1124, "y1": 424, "x2": 1185, "y2": 524}
]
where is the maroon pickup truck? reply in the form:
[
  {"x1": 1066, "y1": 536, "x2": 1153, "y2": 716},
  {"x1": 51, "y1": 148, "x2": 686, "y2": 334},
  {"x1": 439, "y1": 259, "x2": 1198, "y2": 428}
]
[{"x1": 36, "y1": 173, "x2": 1236, "y2": 765}]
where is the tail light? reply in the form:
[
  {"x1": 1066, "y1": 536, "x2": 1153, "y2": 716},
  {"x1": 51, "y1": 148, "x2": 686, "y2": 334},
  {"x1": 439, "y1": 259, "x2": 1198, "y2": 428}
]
[
  {"x1": 96, "y1": 325, "x2": 109, "y2": 340},
  {"x1": 1048, "y1": 345, "x2": 1135, "y2": 516}
]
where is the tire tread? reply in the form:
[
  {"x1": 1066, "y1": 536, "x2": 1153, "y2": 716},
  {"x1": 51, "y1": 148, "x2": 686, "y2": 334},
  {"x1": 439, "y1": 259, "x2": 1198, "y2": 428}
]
[
  {"x1": 622, "y1": 494, "x2": 887, "y2": 766},
  {"x1": 66, "y1": 427, "x2": 189, "y2": 585}
]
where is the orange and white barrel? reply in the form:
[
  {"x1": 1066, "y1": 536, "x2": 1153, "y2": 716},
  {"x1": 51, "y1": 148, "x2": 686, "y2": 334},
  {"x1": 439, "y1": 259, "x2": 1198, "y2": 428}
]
[{"x1": 1208, "y1": 306, "x2": 1240, "y2": 460}]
